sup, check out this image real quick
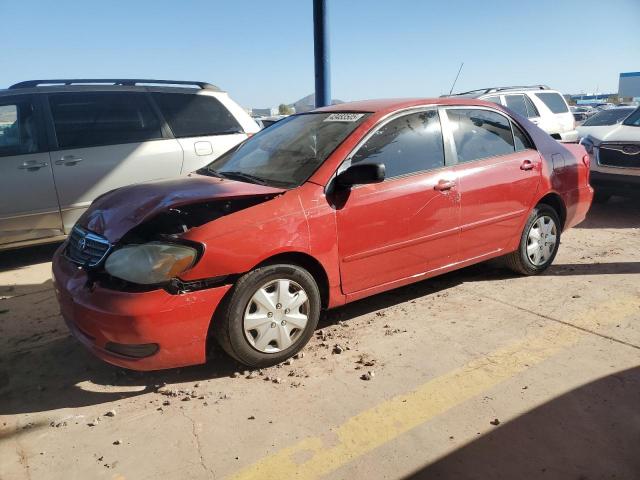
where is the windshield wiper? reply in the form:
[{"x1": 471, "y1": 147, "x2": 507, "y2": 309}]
[{"x1": 216, "y1": 171, "x2": 268, "y2": 185}]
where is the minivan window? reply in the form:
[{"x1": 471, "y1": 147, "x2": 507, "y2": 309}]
[
  {"x1": 201, "y1": 112, "x2": 369, "y2": 188},
  {"x1": 49, "y1": 93, "x2": 162, "y2": 149},
  {"x1": 152, "y1": 93, "x2": 243, "y2": 138},
  {"x1": 447, "y1": 109, "x2": 515, "y2": 162},
  {"x1": 504, "y1": 95, "x2": 528, "y2": 117},
  {"x1": 351, "y1": 110, "x2": 445, "y2": 178},
  {"x1": 0, "y1": 98, "x2": 40, "y2": 157},
  {"x1": 534, "y1": 92, "x2": 569, "y2": 114}
]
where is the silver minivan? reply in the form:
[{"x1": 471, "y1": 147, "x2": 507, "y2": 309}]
[{"x1": 0, "y1": 79, "x2": 259, "y2": 250}]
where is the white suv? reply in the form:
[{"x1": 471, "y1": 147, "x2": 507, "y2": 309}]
[
  {"x1": 0, "y1": 79, "x2": 259, "y2": 250},
  {"x1": 448, "y1": 85, "x2": 578, "y2": 142}
]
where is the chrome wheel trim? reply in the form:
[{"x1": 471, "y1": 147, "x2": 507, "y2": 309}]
[
  {"x1": 243, "y1": 279, "x2": 310, "y2": 354},
  {"x1": 526, "y1": 215, "x2": 558, "y2": 266}
]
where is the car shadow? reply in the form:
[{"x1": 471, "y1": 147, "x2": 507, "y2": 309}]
[
  {"x1": 403, "y1": 366, "x2": 640, "y2": 480},
  {"x1": 0, "y1": 242, "x2": 61, "y2": 273},
  {"x1": 577, "y1": 196, "x2": 640, "y2": 229}
]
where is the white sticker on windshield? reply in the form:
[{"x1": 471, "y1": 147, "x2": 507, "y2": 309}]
[{"x1": 324, "y1": 113, "x2": 365, "y2": 122}]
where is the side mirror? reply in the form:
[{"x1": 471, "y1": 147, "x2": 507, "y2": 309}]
[{"x1": 336, "y1": 162, "x2": 385, "y2": 188}]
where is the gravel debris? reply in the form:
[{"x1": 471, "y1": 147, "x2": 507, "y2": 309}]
[
  {"x1": 360, "y1": 371, "x2": 375, "y2": 381},
  {"x1": 113, "y1": 439, "x2": 122, "y2": 445},
  {"x1": 104, "y1": 410, "x2": 116, "y2": 417},
  {"x1": 293, "y1": 352, "x2": 305, "y2": 359},
  {"x1": 490, "y1": 418, "x2": 501, "y2": 426},
  {"x1": 333, "y1": 345, "x2": 344, "y2": 354}
]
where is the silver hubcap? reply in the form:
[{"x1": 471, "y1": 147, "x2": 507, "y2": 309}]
[
  {"x1": 243, "y1": 279, "x2": 309, "y2": 353},
  {"x1": 526, "y1": 215, "x2": 557, "y2": 266}
]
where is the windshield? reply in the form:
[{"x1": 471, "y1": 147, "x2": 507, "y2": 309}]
[
  {"x1": 199, "y1": 112, "x2": 370, "y2": 188},
  {"x1": 622, "y1": 107, "x2": 640, "y2": 127},
  {"x1": 582, "y1": 108, "x2": 635, "y2": 126}
]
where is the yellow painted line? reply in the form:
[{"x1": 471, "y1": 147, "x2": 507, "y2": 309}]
[{"x1": 229, "y1": 296, "x2": 639, "y2": 480}]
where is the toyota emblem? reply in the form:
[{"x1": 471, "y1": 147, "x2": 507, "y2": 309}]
[{"x1": 78, "y1": 237, "x2": 87, "y2": 250}]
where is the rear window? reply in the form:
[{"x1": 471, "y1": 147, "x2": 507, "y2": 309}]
[
  {"x1": 534, "y1": 92, "x2": 569, "y2": 114},
  {"x1": 447, "y1": 109, "x2": 515, "y2": 163},
  {"x1": 49, "y1": 92, "x2": 162, "y2": 149},
  {"x1": 152, "y1": 93, "x2": 243, "y2": 138}
]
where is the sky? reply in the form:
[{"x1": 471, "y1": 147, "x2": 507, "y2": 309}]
[{"x1": 2, "y1": 0, "x2": 639, "y2": 109}]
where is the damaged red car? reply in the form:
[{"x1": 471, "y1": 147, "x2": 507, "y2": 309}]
[{"x1": 52, "y1": 98, "x2": 593, "y2": 370}]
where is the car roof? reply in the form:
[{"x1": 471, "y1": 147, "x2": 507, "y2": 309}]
[{"x1": 314, "y1": 97, "x2": 500, "y2": 114}]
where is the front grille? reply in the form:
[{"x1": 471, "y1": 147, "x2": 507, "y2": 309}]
[
  {"x1": 598, "y1": 143, "x2": 640, "y2": 168},
  {"x1": 65, "y1": 225, "x2": 111, "y2": 267}
]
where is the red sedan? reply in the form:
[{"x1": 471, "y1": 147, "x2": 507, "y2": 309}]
[{"x1": 52, "y1": 98, "x2": 593, "y2": 370}]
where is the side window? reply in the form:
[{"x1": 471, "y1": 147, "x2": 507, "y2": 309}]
[
  {"x1": 152, "y1": 93, "x2": 243, "y2": 138},
  {"x1": 504, "y1": 95, "x2": 529, "y2": 117},
  {"x1": 49, "y1": 93, "x2": 162, "y2": 149},
  {"x1": 523, "y1": 95, "x2": 540, "y2": 118},
  {"x1": 534, "y1": 92, "x2": 569, "y2": 114},
  {"x1": 447, "y1": 109, "x2": 515, "y2": 163},
  {"x1": 513, "y1": 122, "x2": 534, "y2": 151},
  {"x1": 351, "y1": 110, "x2": 445, "y2": 179},
  {"x1": 484, "y1": 96, "x2": 502, "y2": 105},
  {"x1": 0, "y1": 98, "x2": 40, "y2": 157}
]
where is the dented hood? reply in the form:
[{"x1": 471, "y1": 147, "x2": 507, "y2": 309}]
[{"x1": 78, "y1": 174, "x2": 285, "y2": 242}]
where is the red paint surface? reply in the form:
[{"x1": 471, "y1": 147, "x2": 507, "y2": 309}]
[{"x1": 53, "y1": 98, "x2": 594, "y2": 370}]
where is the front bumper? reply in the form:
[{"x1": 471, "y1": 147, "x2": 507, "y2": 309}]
[
  {"x1": 590, "y1": 170, "x2": 640, "y2": 196},
  {"x1": 52, "y1": 245, "x2": 231, "y2": 371}
]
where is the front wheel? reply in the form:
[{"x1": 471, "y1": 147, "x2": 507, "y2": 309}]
[
  {"x1": 214, "y1": 264, "x2": 321, "y2": 367},
  {"x1": 505, "y1": 205, "x2": 561, "y2": 275}
]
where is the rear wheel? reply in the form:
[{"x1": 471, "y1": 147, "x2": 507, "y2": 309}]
[
  {"x1": 214, "y1": 264, "x2": 320, "y2": 367},
  {"x1": 505, "y1": 204, "x2": 561, "y2": 275}
]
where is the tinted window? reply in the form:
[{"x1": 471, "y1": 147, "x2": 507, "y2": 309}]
[
  {"x1": 524, "y1": 95, "x2": 540, "y2": 118},
  {"x1": 504, "y1": 95, "x2": 528, "y2": 117},
  {"x1": 152, "y1": 93, "x2": 242, "y2": 138},
  {"x1": 50, "y1": 93, "x2": 162, "y2": 149},
  {"x1": 513, "y1": 122, "x2": 533, "y2": 151},
  {"x1": 351, "y1": 110, "x2": 445, "y2": 178},
  {"x1": 203, "y1": 112, "x2": 369, "y2": 188},
  {"x1": 622, "y1": 107, "x2": 640, "y2": 127},
  {"x1": 484, "y1": 96, "x2": 502, "y2": 105},
  {"x1": 447, "y1": 109, "x2": 514, "y2": 162},
  {"x1": 0, "y1": 97, "x2": 40, "y2": 157},
  {"x1": 535, "y1": 92, "x2": 569, "y2": 114},
  {"x1": 583, "y1": 108, "x2": 635, "y2": 126}
]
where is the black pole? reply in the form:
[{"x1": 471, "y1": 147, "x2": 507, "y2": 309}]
[{"x1": 313, "y1": 0, "x2": 331, "y2": 108}]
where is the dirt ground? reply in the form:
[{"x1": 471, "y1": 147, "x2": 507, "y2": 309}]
[{"x1": 1, "y1": 198, "x2": 639, "y2": 480}]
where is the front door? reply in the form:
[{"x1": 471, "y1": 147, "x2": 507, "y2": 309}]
[
  {"x1": 0, "y1": 94, "x2": 63, "y2": 245},
  {"x1": 444, "y1": 107, "x2": 542, "y2": 260},
  {"x1": 46, "y1": 92, "x2": 184, "y2": 231},
  {"x1": 335, "y1": 109, "x2": 460, "y2": 295}
]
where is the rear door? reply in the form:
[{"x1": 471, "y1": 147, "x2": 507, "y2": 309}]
[
  {"x1": 336, "y1": 109, "x2": 460, "y2": 295},
  {"x1": 47, "y1": 91, "x2": 183, "y2": 231},
  {"x1": 0, "y1": 94, "x2": 63, "y2": 245},
  {"x1": 151, "y1": 92, "x2": 248, "y2": 173},
  {"x1": 443, "y1": 107, "x2": 541, "y2": 261}
]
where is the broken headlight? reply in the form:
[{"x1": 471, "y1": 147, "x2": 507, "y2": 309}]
[{"x1": 104, "y1": 242, "x2": 198, "y2": 285}]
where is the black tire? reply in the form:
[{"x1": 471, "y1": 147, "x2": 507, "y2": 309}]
[
  {"x1": 593, "y1": 191, "x2": 611, "y2": 204},
  {"x1": 505, "y1": 204, "x2": 561, "y2": 275},
  {"x1": 214, "y1": 264, "x2": 320, "y2": 368}
]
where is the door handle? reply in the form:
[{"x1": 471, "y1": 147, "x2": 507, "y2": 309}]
[
  {"x1": 55, "y1": 155, "x2": 83, "y2": 166},
  {"x1": 18, "y1": 161, "x2": 49, "y2": 171},
  {"x1": 434, "y1": 179, "x2": 456, "y2": 191},
  {"x1": 520, "y1": 160, "x2": 535, "y2": 171}
]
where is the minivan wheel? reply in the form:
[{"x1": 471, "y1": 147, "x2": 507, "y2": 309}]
[
  {"x1": 505, "y1": 205, "x2": 561, "y2": 275},
  {"x1": 214, "y1": 264, "x2": 320, "y2": 368}
]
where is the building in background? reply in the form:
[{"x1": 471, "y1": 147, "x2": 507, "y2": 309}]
[
  {"x1": 618, "y1": 72, "x2": 640, "y2": 100},
  {"x1": 250, "y1": 107, "x2": 279, "y2": 117}
]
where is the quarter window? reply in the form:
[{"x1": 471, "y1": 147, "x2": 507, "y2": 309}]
[
  {"x1": 152, "y1": 93, "x2": 243, "y2": 138},
  {"x1": 513, "y1": 122, "x2": 533, "y2": 151},
  {"x1": 523, "y1": 95, "x2": 540, "y2": 118},
  {"x1": 351, "y1": 110, "x2": 445, "y2": 178},
  {"x1": 534, "y1": 92, "x2": 569, "y2": 114},
  {"x1": 447, "y1": 109, "x2": 515, "y2": 163},
  {"x1": 49, "y1": 93, "x2": 163, "y2": 149},
  {"x1": 0, "y1": 98, "x2": 40, "y2": 157}
]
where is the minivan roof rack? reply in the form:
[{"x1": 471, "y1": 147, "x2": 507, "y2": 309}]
[
  {"x1": 8, "y1": 79, "x2": 221, "y2": 91},
  {"x1": 449, "y1": 85, "x2": 550, "y2": 96}
]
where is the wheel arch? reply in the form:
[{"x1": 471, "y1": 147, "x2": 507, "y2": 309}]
[{"x1": 536, "y1": 192, "x2": 566, "y2": 229}]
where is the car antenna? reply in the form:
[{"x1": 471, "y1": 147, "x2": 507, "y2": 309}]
[{"x1": 448, "y1": 62, "x2": 464, "y2": 95}]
